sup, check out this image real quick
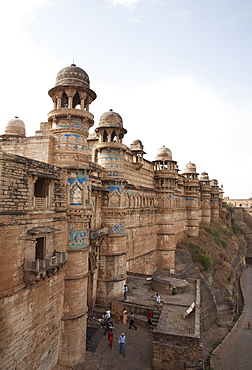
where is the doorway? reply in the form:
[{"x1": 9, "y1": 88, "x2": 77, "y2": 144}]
[{"x1": 35, "y1": 237, "x2": 45, "y2": 260}]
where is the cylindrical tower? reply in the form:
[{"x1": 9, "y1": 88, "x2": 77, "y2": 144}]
[
  {"x1": 153, "y1": 146, "x2": 179, "y2": 271},
  {"x1": 47, "y1": 64, "x2": 96, "y2": 369},
  {"x1": 199, "y1": 171, "x2": 211, "y2": 225},
  {"x1": 183, "y1": 161, "x2": 200, "y2": 236},
  {"x1": 210, "y1": 179, "x2": 221, "y2": 220},
  {"x1": 95, "y1": 110, "x2": 127, "y2": 305}
]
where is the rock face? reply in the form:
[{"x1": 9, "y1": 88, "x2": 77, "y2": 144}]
[{"x1": 175, "y1": 207, "x2": 251, "y2": 333}]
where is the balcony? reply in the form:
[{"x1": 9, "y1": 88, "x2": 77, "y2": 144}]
[
  {"x1": 89, "y1": 227, "x2": 108, "y2": 239},
  {"x1": 24, "y1": 251, "x2": 67, "y2": 284}
]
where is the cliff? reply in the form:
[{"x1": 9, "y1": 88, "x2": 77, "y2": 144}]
[{"x1": 175, "y1": 206, "x2": 252, "y2": 332}]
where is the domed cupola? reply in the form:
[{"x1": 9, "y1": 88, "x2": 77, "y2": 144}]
[
  {"x1": 47, "y1": 64, "x2": 97, "y2": 167},
  {"x1": 130, "y1": 139, "x2": 144, "y2": 152},
  {"x1": 183, "y1": 161, "x2": 199, "y2": 181},
  {"x1": 99, "y1": 109, "x2": 124, "y2": 129},
  {"x1": 155, "y1": 145, "x2": 172, "y2": 161},
  {"x1": 95, "y1": 109, "x2": 127, "y2": 144},
  {"x1": 2, "y1": 117, "x2": 26, "y2": 138},
  {"x1": 48, "y1": 63, "x2": 96, "y2": 114},
  {"x1": 184, "y1": 161, "x2": 197, "y2": 174},
  {"x1": 200, "y1": 171, "x2": 209, "y2": 181},
  {"x1": 55, "y1": 64, "x2": 90, "y2": 88},
  {"x1": 153, "y1": 145, "x2": 178, "y2": 192}
]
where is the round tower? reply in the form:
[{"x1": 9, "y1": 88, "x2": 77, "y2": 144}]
[
  {"x1": 94, "y1": 110, "x2": 127, "y2": 305},
  {"x1": 210, "y1": 179, "x2": 221, "y2": 219},
  {"x1": 153, "y1": 146, "x2": 179, "y2": 271},
  {"x1": 47, "y1": 64, "x2": 96, "y2": 369},
  {"x1": 94, "y1": 109, "x2": 127, "y2": 178},
  {"x1": 199, "y1": 171, "x2": 211, "y2": 225},
  {"x1": 183, "y1": 161, "x2": 200, "y2": 236}
]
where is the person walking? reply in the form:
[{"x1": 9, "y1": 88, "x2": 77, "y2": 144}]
[
  {"x1": 128, "y1": 312, "x2": 137, "y2": 330},
  {"x1": 118, "y1": 332, "x2": 126, "y2": 357},
  {"x1": 124, "y1": 285, "x2": 128, "y2": 300},
  {"x1": 105, "y1": 308, "x2": 111, "y2": 321},
  {"x1": 122, "y1": 308, "x2": 128, "y2": 325},
  {"x1": 115, "y1": 308, "x2": 120, "y2": 324},
  {"x1": 103, "y1": 320, "x2": 112, "y2": 335},
  {"x1": 156, "y1": 293, "x2": 161, "y2": 311},
  {"x1": 108, "y1": 330, "x2": 114, "y2": 349},
  {"x1": 147, "y1": 309, "x2": 153, "y2": 327}
]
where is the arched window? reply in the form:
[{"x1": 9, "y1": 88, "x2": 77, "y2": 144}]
[
  {"x1": 61, "y1": 91, "x2": 68, "y2": 108},
  {"x1": 111, "y1": 130, "x2": 117, "y2": 142},
  {"x1": 73, "y1": 91, "x2": 81, "y2": 108},
  {"x1": 103, "y1": 130, "x2": 108, "y2": 142}
]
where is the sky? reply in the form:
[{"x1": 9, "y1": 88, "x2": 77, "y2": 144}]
[{"x1": 1, "y1": 0, "x2": 252, "y2": 199}]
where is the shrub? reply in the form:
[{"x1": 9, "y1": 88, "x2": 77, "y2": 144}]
[{"x1": 189, "y1": 243, "x2": 211, "y2": 271}]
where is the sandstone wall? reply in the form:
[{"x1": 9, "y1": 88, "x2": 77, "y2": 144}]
[
  {"x1": 152, "y1": 332, "x2": 203, "y2": 370},
  {"x1": 126, "y1": 210, "x2": 157, "y2": 274},
  {"x1": 0, "y1": 274, "x2": 65, "y2": 370},
  {"x1": 0, "y1": 136, "x2": 54, "y2": 164}
]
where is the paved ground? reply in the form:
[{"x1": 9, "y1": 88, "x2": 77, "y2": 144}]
[
  {"x1": 85, "y1": 320, "x2": 153, "y2": 370},
  {"x1": 211, "y1": 265, "x2": 252, "y2": 370}
]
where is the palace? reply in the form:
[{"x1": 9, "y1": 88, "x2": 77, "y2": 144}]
[{"x1": 0, "y1": 64, "x2": 223, "y2": 369}]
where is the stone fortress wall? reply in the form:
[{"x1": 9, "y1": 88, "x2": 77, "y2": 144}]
[{"x1": 0, "y1": 64, "x2": 223, "y2": 369}]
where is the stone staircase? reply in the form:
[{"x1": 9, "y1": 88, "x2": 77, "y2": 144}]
[
  {"x1": 151, "y1": 309, "x2": 162, "y2": 328},
  {"x1": 110, "y1": 298, "x2": 164, "y2": 330}
]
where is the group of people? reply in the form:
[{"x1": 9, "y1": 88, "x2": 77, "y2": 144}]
[{"x1": 101, "y1": 288, "x2": 161, "y2": 356}]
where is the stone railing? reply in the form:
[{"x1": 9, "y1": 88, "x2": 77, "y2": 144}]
[{"x1": 24, "y1": 251, "x2": 67, "y2": 283}]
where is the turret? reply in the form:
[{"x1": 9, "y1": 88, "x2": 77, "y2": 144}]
[
  {"x1": 183, "y1": 161, "x2": 200, "y2": 236},
  {"x1": 48, "y1": 64, "x2": 97, "y2": 369},
  {"x1": 153, "y1": 146, "x2": 179, "y2": 271},
  {"x1": 94, "y1": 109, "x2": 127, "y2": 305},
  {"x1": 199, "y1": 171, "x2": 211, "y2": 225},
  {"x1": 48, "y1": 63, "x2": 96, "y2": 167}
]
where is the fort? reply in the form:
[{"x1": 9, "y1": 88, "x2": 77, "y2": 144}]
[{"x1": 0, "y1": 64, "x2": 224, "y2": 369}]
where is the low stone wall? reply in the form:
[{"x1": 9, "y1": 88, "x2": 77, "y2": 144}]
[{"x1": 152, "y1": 332, "x2": 203, "y2": 370}]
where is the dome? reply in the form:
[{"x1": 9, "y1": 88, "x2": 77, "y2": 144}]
[
  {"x1": 155, "y1": 146, "x2": 172, "y2": 161},
  {"x1": 210, "y1": 179, "x2": 218, "y2": 186},
  {"x1": 4, "y1": 117, "x2": 26, "y2": 137},
  {"x1": 184, "y1": 161, "x2": 196, "y2": 173},
  {"x1": 130, "y1": 139, "x2": 144, "y2": 151},
  {"x1": 55, "y1": 64, "x2": 90, "y2": 88},
  {"x1": 200, "y1": 171, "x2": 209, "y2": 181},
  {"x1": 99, "y1": 109, "x2": 123, "y2": 128}
]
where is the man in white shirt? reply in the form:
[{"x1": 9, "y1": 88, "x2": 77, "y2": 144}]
[{"x1": 156, "y1": 293, "x2": 161, "y2": 311}]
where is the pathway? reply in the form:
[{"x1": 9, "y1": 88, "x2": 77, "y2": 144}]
[{"x1": 211, "y1": 265, "x2": 252, "y2": 370}]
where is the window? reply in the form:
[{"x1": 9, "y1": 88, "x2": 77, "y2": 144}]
[{"x1": 34, "y1": 177, "x2": 51, "y2": 208}]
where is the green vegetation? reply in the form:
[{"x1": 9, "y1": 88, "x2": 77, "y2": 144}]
[
  {"x1": 213, "y1": 339, "x2": 222, "y2": 349},
  {"x1": 204, "y1": 221, "x2": 228, "y2": 248},
  {"x1": 188, "y1": 243, "x2": 211, "y2": 271},
  {"x1": 231, "y1": 221, "x2": 242, "y2": 234}
]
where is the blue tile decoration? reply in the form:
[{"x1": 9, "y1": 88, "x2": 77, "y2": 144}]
[
  {"x1": 108, "y1": 186, "x2": 121, "y2": 193},
  {"x1": 109, "y1": 222, "x2": 125, "y2": 235},
  {"x1": 68, "y1": 177, "x2": 88, "y2": 205},
  {"x1": 68, "y1": 221, "x2": 87, "y2": 248}
]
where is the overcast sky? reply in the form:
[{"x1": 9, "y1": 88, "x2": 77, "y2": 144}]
[{"x1": 1, "y1": 0, "x2": 252, "y2": 198}]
